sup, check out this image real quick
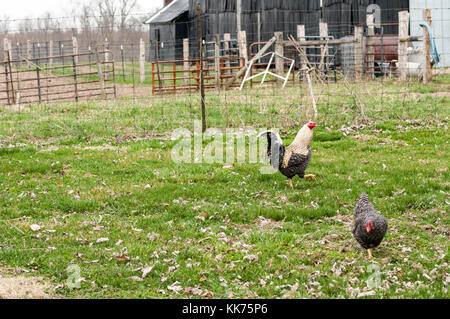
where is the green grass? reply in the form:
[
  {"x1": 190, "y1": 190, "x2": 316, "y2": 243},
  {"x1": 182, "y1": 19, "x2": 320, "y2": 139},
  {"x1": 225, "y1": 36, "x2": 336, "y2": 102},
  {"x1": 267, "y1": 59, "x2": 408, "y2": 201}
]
[{"x1": 0, "y1": 78, "x2": 449, "y2": 299}]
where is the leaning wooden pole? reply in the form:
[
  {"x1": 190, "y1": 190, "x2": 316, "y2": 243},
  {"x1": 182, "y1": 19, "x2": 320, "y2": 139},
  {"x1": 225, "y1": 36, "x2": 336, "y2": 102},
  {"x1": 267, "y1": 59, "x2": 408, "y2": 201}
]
[
  {"x1": 224, "y1": 36, "x2": 276, "y2": 90},
  {"x1": 197, "y1": 4, "x2": 206, "y2": 133}
]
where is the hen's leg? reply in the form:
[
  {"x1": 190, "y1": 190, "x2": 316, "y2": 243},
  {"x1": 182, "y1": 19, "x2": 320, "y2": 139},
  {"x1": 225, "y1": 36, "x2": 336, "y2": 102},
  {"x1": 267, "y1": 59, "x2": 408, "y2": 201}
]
[
  {"x1": 367, "y1": 248, "x2": 373, "y2": 259},
  {"x1": 304, "y1": 174, "x2": 316, "y2": 180},
  {"x1": 288, "y1": 178, "x2": 293, "y2": 190}
]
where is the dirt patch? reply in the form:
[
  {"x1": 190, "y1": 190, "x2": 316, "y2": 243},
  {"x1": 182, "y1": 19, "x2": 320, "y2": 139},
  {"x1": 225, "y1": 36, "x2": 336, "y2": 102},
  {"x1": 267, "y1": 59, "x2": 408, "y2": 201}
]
[
  {"x1": 0, "y1": 273, "x2": 52, "y2": 299},
  {"x1": 233, "y1": 216, "x2": 284, "y2": 234},
  {"x1": 254, "y1": 216, "x2": 284, "y2": 231},
  {"x1": 352, "y1": 134, "x2": 377, "y2": 141},
  {"x1": 74, "y1": 145, "x2": 120, "y2": 151},
  {"x1": 116, "y1": 84, "x2": 154, "y2": 98}
]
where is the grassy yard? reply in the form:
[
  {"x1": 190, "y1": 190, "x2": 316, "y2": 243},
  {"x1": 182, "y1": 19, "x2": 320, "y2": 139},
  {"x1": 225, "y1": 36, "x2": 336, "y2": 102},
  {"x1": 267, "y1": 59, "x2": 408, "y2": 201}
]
[{"x1": 0, "y1": 76, "x2": 448, "y2": 298}]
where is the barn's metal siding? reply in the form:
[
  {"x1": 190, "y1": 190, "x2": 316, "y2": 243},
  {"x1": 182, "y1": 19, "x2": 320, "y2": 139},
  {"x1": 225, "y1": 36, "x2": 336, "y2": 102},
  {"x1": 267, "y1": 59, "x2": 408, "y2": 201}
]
[
  {"x1": 410, "y1": 0, "x2": 450, "y2": 67},
  {"x1": 149, "y1": 24, "x2": 177, "y2": 61},
  {"x1": 186, "y1": 0, "x2": 409, "y2": 59},
  {"x1": 149, "y1": 11, "x2": 190, "y2": 61},
  {"x1": 323, "y1": 0, "x2": 409, "y2": 36}
]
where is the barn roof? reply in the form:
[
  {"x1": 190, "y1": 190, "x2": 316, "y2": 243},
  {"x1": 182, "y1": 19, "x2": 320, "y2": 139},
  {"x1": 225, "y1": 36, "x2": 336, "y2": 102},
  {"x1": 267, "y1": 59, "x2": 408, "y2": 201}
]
[{"x1": 144, "y1": 0, "x2": 189, "y2": 24}]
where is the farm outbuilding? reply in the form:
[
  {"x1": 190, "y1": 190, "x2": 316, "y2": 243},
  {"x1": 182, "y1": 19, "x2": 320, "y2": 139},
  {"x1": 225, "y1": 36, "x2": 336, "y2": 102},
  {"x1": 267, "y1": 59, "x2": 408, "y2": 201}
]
[
  {"x1": 144, "y1": 0, "x2": 190, "y2": 61},
  {"x1": 146, "y1": 0, "x2": 413, "y2": 61},
  {"x1": 187, "y1": 0, "x2": 409, "y2": 44}
]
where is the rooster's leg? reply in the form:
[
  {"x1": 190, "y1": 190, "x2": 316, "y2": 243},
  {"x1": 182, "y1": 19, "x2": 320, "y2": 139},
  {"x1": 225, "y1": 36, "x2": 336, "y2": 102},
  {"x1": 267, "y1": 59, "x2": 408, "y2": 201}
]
[
  {"x1": 367, "y1": 248, "x2": 373, "y2": 259},
  {"x1": 304, "y1": 174, "x2": 316, "y2": 180},
  {"x1": 288, "y1": 178, "x2": 293, "y2": 190}
]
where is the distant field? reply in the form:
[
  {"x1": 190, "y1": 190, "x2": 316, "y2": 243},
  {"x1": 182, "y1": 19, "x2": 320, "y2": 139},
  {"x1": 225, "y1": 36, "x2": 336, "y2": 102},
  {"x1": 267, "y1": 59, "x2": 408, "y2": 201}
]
[{"x1": 0, "y1": 75, "x2": 448, "y2": 298}]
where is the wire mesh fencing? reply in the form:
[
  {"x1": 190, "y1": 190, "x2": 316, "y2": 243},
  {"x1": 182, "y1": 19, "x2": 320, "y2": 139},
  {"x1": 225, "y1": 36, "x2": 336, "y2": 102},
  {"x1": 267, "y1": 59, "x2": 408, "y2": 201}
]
[{"x1": 0, "y1": 7, "x2": 448, "y2": 144}]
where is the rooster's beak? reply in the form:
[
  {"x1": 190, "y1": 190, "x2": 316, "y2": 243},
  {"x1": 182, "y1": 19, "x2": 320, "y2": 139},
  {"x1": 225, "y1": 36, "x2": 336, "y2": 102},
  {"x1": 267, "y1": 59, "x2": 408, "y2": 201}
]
[{"x1": 307, "y1": 122, "x2": 317, "y2": 130}]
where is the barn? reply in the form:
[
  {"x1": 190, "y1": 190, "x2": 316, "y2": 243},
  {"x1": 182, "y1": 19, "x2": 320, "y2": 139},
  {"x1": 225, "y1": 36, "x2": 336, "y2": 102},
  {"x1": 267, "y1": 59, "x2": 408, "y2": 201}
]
[
  {"x1": 145, "y1": 0, "x2": 448, "y2": 67},
  {"x1": 144, "y1": 0, "x2": 190, "y2": 61},
  {"x1": 187, "y1": 0, "x2": 408, "y2": 44}
]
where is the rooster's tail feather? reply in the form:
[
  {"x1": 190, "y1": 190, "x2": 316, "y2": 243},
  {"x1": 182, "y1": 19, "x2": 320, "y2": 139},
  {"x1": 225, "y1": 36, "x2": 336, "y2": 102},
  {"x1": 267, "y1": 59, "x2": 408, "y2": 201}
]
[{"x1": 257, "y1": 131, "x2": 284, "y2": 170}]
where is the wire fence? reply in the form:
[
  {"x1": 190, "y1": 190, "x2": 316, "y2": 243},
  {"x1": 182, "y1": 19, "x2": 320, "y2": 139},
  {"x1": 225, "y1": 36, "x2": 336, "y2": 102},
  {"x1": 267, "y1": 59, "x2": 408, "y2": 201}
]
[{"x1": 0, "y1": 8, "x2": 448, "y2": 142}]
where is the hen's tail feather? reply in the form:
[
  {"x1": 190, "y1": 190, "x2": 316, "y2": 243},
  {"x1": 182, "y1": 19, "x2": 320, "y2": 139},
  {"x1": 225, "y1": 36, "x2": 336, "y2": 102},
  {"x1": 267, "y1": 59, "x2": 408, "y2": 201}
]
[{"x1": 354, "y1": 192, "x2": 375, "y2": 217}]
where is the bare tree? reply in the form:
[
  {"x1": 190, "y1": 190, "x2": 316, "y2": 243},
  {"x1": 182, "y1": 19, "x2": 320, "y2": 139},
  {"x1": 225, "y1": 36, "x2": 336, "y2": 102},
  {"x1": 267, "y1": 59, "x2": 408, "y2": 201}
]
[
  {"x1": 37, "y1": 12, "x2": 60, "y2": 36},
  {"x1": 91, "y1": 0, "x2": 140, "y2": 34},
  {"x1": 78, "y1": 5, "x2": 94, "y2": 35},
  {"x1": 93, "y1": 0, "x2": 117, "y2": 36},
  {"x1": 118, "y1": 0, "x2": 138, "y2": 31},
  {"x1": 17, "y1": 17, "x2": 35, "y2": 34},
  {"x1": 0, "y1": 15, "x2": 11, "y2": 35}
]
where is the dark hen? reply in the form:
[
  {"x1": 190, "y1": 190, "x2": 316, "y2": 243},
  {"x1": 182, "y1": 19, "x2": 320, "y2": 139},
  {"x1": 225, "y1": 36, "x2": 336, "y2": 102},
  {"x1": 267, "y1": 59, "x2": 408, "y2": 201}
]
[
  {"x1": 352, "y1": 193, "x2": 388, "y2": 258},
  {"x1": 258, "y1": 122, "x2": 316, "y2": 189}
]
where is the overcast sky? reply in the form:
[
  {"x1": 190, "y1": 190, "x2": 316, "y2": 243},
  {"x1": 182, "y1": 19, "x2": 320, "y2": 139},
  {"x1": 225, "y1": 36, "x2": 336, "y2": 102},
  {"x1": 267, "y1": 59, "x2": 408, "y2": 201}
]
[{"x1": 2, "y1": 0, "x2": 162, "y2": 20}]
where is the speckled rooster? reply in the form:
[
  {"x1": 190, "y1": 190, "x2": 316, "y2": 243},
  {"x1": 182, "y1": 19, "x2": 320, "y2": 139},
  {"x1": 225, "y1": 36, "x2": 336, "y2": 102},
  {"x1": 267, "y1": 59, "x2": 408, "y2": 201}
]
[
  {"x1": 258, "y1": 121, "x2": 317, "y2": 189},
  {"x1": 352, "y1": 193, "x2": 388, "y2": 258}
]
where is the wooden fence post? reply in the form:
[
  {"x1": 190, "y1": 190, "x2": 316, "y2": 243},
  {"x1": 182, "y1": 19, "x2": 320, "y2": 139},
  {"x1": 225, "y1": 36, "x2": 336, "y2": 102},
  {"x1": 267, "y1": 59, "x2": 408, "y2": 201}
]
[
  {"x1": 72, "y1": 36, "x2": 78, "y2": 63},
  {"x1": 398, "y1": 11, "x2": 409, "y2": 82},
  {"x1": 238, "y1": 30, "x2": 248, "y2": 65},
  {"x1": 223, "y1": 33, "x2": 231, "y2": 74},
  {"x1": 275, "y1": 32, "x2": 284, "y2": 83},
  {"x1": 354, "y1": 26, "x2": 364, "y2": 80},
  {"x1": 104, "y1": 38, "x2": 110, "y2": 80},
  {"x1": 257, "y1": 12, "x2": 262, "y2": 45},
  {"x1": 214, "y1": 34, "x2": 221, "y2": 90},
  {"x1": 297, "y1": 25, "x2": 306, "y2": 78},
  {"x1": 236, "y1": 0, "x2": 242, "y2": 33},
  {"x1": 319, "y1": 21, "x2": 329, "y2": 74},
  {"x1": 3, "y1": 39, "x2": 15, "y2": 105},
  {"x1": 3, "y1": 38, "x2": 12, "y2": 63},
  {"x1": 3, "y1": 40, "x2": 15, "y2": 105},
  {"x1": 27, "y1": 40, "x2": 32, "y2": 69},
  {"x1": 183, "y1": 38, "x2": 189, "y2": 86},
  {"x1": 7, "y1": 39, "x2": 12, "y2": 58},
  {"x1": 139, "y1": 38, "x2": 145, "y2": 83},
  {"x1": 3, "y1": 38, "x2": 11, "y2": 58},
  {"x1": 366, "y1": 14, "x2": 375, "y2": 78},
  {"x1": 71, "y1": 36, "x2": 78, "y2": 77},
  {"x1": 423, "y1": 9, "x2": 432, "y2": 83}
]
